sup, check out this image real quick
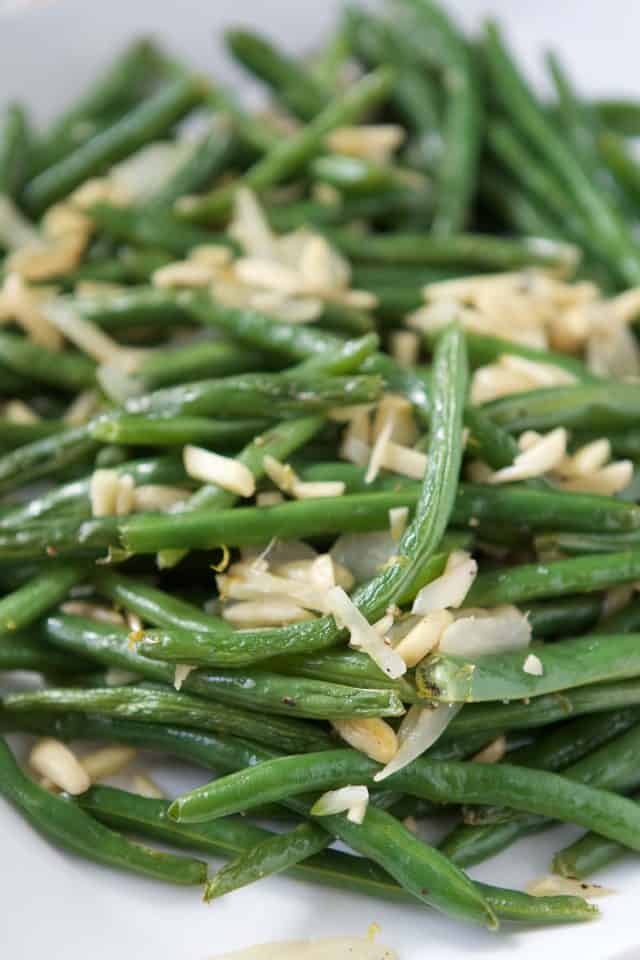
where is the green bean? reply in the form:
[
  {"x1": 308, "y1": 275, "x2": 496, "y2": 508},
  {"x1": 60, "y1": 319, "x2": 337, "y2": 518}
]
[
  {"x1": 596, "y1": 98, "x2": 640, "y2": 136},
  {"x1": 463, "y1": 331, "x2": 597, "y2": 382},
  {"x1": 311, "y1": 154, "x2": 414, "y2": 195},
  {"x1": 0, "y1": 103, "x2": 30, "y2": 198},
  {"x1": 417, "y1": 631, "x2": 640, "y2": 703},
  {"x1": 76, "y1": 287, "x2": 192, "y2": 334},
  {"x1": 330, "y1": 228, "x2": 577, "y2": 271},
  {"x1": 147, "y1": 124, "x2": 236, "y2": 208},
  {"x1": 315, "y1": 805, "x2": 497, "y2": 928},
  {"x1": 546, "y1": 52, "x2": 603, "y2": 178},
  {"x1": 0, "y1": 425, "x2": 99, "y2": 495},
  {"x1": 395, "y1": 0, "x2": 480, "y2": 234},
  {"x1": 0, "y1": 631, "x2": 94, "y2": 674},
  {"x1": 598, "y1": 130, "x2": 640, "y2": 210},
  {"x1": 177, "y1": 68, "x2": 394, "y2": 223},
  {"x1": 205, "y1": 821, "x2": 330, "y2": 900},
  {"x1": 135, "y1": 340, "x2": 264, "y2": 391},
  {"x1": 90, "y1": 413, "x2": 269, "y2": 447},
  {"x1": 443, "y1": 717, "x2": 640, "y2": 866},
  {"x1": 343, "y1": 7, "x2": 441, "y2": 166},
  {"x1": 484, "y1": 381, "x2": 640, "y2": 433},
  {"x1": 592, "y1": 597, "x2": 640, "y2": 635},
  {"x1": 534, "y1": 531, "x2": 640, "y2": 557},
  {"x1": 468, "y1": 550, "x2": 640, "y2": 608},
  {"x1": 45, "y1": 613, "x2": 402, "y2": 719},
  {"x1": 0, "y1": 455, "x2": 188, "y2": 528},
  {"x1": 121, "y1": 488, "x2": 416, "y2": 554},
  {"x1": 94, "y1": 571, "x2": 230, "y2": 636},
  {"x1": 87, "y1": 202, "x2": 231, "y2": 257},
  {"x1": 0, "y1": 711, "x2": 593, "y2": 924},
  {"x1": 486, "y1": 120, "x2": 601, "y2": 265},
  {"x1": 266, "y1": 188, "x2": 433, "y2": 232},
  {"x1": 268, "y1": 649, "x2": 421, "y2": 703},
  {"x1": 525, "y1": 595, "x2": 603, "y2": 638},
  {"x1": 24, "y1": 75, "x2": 206, "y2": 213},
  {"x1": 226, "y1": 29, "x2": 329, "y2": 121},
  {"x1": 0, "y1": 332, "x2": 96, "y2": 392},
  {"x1": 30, "y1": 39, "x2": 166, "y2": 174},
  {"x1": 0, "y1": 564, "x2": 84, "y2": 635},
  {"x1": 467, "y1": 709, "x2": 640, "y2": 824},
  {"x1": 0, "y1": 736, "x2": 207, "y2": 885},
  {"x1": 552, "y1": 793, "x2": 640, "y2": 879},
  {"x1": 3, "y1": 683, "x2": 329, "y2": 755},
  {"x1": 447, "y1": 680, "x2": 640, "y2": 739},
  {"x1": 169, "y1": 742, "x2": 640, "y2": 864},
  {"x1": 0, "y1": 419, "x2": 68, "y2": 452},
  {"x1": 483, "y1": 21, "x2": 640, "y2": 286},
  {"x1": 121, "y1": 370, "x2": 380, "y2": 420}
]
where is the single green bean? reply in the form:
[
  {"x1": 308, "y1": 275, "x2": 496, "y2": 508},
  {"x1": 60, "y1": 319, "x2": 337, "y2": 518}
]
[
  {"x1": 0, "y1": 425, "x2": 99, "y2": 495},
  {"x1": 0, "y1": 332, "x2": 96, "y2": 392},
  {"x1": 0, "y1": 631, "x2": 94, "y2": 674},
  {"x1": 147, "y1": 123, "x2": 236, "y2": 208},
  {"x1": 226, "y1": 29, "x2": 329, "y2": 121},
  {"x1": 526, "y1": 595, "x2": 603, "y2": 637},
  {"x1": 0, "y1": 564, "x2": 84, "y2": 635},
  {"x1": 552, "y1": 794, "x2": 640, "y2": 879},
  {"x1": 0, "y1": 103, "x2": 30, "y2": 197},
  {"x1": 468, "y1": 550, "x2": 640, "y2": 607},
  {"x1": 330, "y1": 228, "x2": 577, "y2": 271},
  {"x1": 0, "y1": 736, "x2": 207, "y2": 885},
  {"x1": 24, "y1": 75, "x2": 206, "y2": 213},
  {"x1": 447, "y1": 680, "x2": 640, "y2": 739},
  {"x1": 135, "y1": 340, "x2": 264, "y2": 391},
  {"x1": 90, "y1": 413, "x2": 269, "y2": 447},
  {"x1": 88, "y1": 202, "x2": 231, "y2": 257},
  {"x1": 596, "y1": 99, "x2": 640, "y2": 136}
]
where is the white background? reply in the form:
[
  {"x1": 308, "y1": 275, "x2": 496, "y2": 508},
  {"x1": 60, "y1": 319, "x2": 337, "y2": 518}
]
[{"x1": 1, "y1": 2, "x2": 640, "y2": 958}]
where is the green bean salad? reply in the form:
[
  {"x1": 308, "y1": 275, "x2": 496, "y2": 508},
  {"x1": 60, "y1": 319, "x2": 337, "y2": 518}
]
[{"x1": 3, "y1": 0, "x2": 640, "y2": 938}]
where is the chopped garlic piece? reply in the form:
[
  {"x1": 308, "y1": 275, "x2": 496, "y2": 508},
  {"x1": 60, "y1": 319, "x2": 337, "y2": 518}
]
[
  {"x1": 311, "y1": 785, "x2": 370, "y2": 824},
  {"x1": 326, "y1": 586, "x2": 406, "y2": 679},
  {"x1": 332, "y1": 718, "x2": 398, "y2": 764},
  {"x1": 523, "y1": 653, "x2": 544, "y2": 676},
  {"x1": 30, "y1": 738, "x2": 90, "y2": 795},
  {"x1": 90, "y1": 469, "x2": 137, "y2": 518},
  {"x1": 183, "y1": 445, "x2": 255, "y2": 497}
]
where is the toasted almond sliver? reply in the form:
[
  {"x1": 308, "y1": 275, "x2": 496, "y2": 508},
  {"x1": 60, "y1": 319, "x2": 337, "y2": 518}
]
[
  {"x1": 222, "y1": 598, "x2": 315, "y2": 626},
  {"x1": 332, "y1": 718, "x2": 398, "y2": 764},
  {"x1": 490, "y1": 428, "x2": 568, "y2": 484},
  {"x1": 174, "y1": 663, "x2": 196, "y2": 691},
  {"x1": 471, "y1": 735, "x2": 508, "y2": 764},
  {"x1": 30, "y1": 738, "x2": 91, "y2": 795},
  {"x1": 526, "y1": 875, "x2": 614, "y2": 899},
  {"x1": 132, "y1": 774, "x2": 164, "y2": 799},
  {"x1": 389, "y1": 506, "x2": 409, "y2": 541},
  {"x1": 390, "y1": 330, "x2": 419, "y2": 368},
  {"x1": 183, "y1": 445, "x2": 255, "y2": 497},
  {"x1": 81, "y1": 746, "x2": 137, "y2": 782},
  {"x1": 132, "y1": 485, "x2": 191, "y2": 512},
  {"x1": 394, "y1": 610, "x2": 454, "y2": 667},
  {"x1": 557, "y1": 460, "x2": 633, "y2": 495},
  {"x1": 291, "y1": 480, "x2": 346, "y2": 499}
]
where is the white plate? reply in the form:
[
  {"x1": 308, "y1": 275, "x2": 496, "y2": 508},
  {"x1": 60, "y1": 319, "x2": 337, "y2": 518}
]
[{"x1": 1, "y1": 2, "x2": 640, "y2": 957}]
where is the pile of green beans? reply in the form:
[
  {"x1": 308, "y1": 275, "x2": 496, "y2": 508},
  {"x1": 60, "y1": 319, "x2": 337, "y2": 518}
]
[{"x1": 6, "y1": 0, "x2": 640, "y2": 940}]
